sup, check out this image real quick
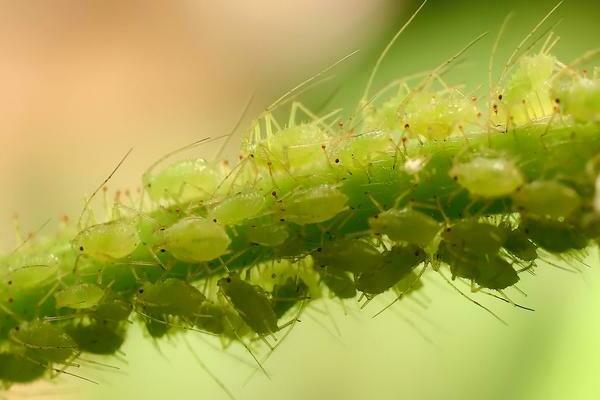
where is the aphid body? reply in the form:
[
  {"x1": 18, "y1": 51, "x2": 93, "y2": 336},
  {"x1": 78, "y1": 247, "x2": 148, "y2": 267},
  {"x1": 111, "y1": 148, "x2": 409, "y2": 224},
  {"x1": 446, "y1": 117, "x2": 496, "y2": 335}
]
[
  {"x1": 73, "y1": 219, "x2": 140, "y2": 262},
  {"x1": 450, "y1": 156, "x2": 524, "y2": 198},
  {"x1": 369, "y1": 208, "x2": 441, "y2": 247}
]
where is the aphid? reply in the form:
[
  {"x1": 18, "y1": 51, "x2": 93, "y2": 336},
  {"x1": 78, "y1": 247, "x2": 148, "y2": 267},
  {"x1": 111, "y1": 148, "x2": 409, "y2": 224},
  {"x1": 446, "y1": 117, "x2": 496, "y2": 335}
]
[
  {"x1": 496, "y1": 53, "x2": 556, "y2": 124},
  {"x1": 450, "y1": 156, "x2": 524, "y2": 198},
  {"x1": 217, "y1": 274, "x2": 279, "y2": 335},
  {"x1": 369, "y1": 208, "x2": 441, "y2": 247},
  {"x1": 73, "y1": 218, "x2": 140, "y2": 262},
  {"x1": 318, "y1": 268, "x2": 357, "y2": 299},
  {"x1": 65, "y1": 321, "x2": 126, "y2": 355},
  {"x1": 280, "y1": 185, "x2": 348, "y2": 225},
  {"x1": 312, "y1": 238, "x2": 382, "y2": 274},
  {"x1": 512, "y1": 180, "x2": 581, "y2": 219},
  {"x1": 521, "y1": 218, "x2": 588, "y2": 253},
  {"x1": 136, "y1": 278, "x2": 206, "y2": 319},
  {"x1": 271, "y1": 277, "x2": 309, "y2": 319},
  {"x1": 503, "y1": 228, "x2": 538, "y2": 262},
  {"x1": 143, "y1": 158, "x2": 222, "y2": 204},
  {"x1": 92, "y1": 297, "x2": 133, "y2": 322},
  {"x1": 11, "y1": 321, "x2": 77, "y2": 364},
  {"x1": 246, "y1": 223, "x2": 289, "y2": 247},
  {"x1": 442, "y1": 220, "x2": 506, "y2": 256},
  {"x1": 194, "y1": 301, "x2": 252, "y2": 342},
  {"x1": 207, "y1": 192, "x2": 267, "y2": 225},
  {"x1": 157, "y1": 216, "x2": 231, "y2": 263},
  {"x1": 0, "y1": 353, "x2": 46, "y2": 383},
  {"x1": 552, "y1": 75, "x2": 600, "y2": 122},
  {"x1": 54, "y1": 283, "x2": 105, "y2": 310},
  {"x1": 437, "y1": 241, "x2": 519, "y2": 290},
  {"x1": 356, "y1": 244, "x2": 426, "y2": 296},
  {"x1": 333, "y1": 130, "x2": 395, "y2": 168}
]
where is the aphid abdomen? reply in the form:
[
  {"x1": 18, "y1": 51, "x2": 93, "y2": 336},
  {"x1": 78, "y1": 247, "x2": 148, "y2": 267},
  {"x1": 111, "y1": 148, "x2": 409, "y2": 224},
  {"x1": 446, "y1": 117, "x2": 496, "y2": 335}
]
[
  {"x1": 318, "y1": 269, "x2": 357, "y2": 299},
  {"x1": 281, "y1": 185, "x2": 348, "y2": 225},
  {"x1": 442, "y1": 220, "x2": 507, "y2": 256},
  {"x1": 356, "y1": 245, "x2": 425, "y2": 296},
  {"x1": 271, "y1": 277, "x2": 309, "y2": 319},
  {"x1": 0, "y1": 353, "x2": 46, "y2": 383},
  {"x1": 369, "y1": 208, "x2": 441, "y2": 247},
  {"x1": 159, "y1": 217, "x2": 231, "y2": 262},
  {"x1": 208, "y1": 192, "x2": 267, "y2": 225},
  {"x1": 217, "y1": 275, "x2": 278, "y2": 335},
  {"x1": 503, "y1": 228, "x2": 538, "y2": 262},
  {"x1": 312, "y1": 239, "x2": 383, "y2": 274},
  {"x1": 450, "y1": 157, "x2": 524, "y2": 199},
  {"x1": 65, "y1": 321, "x2": 126, "y2": 355},
  {"x1": 521, "y1": 218, "x2": 589, "y2": 253},
  {"x1": 137, "y1": 278, "x2": 206, "y2": 319},
  {"x1": 512, "y1": 180, "x2": 581, "y2": 219}
]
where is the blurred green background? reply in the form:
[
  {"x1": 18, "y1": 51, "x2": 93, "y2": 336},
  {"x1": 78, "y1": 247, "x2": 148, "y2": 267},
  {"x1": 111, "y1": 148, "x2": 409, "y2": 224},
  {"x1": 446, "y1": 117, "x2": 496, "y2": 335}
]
[{"x1": 2, "y1": 0, "x2": 599, "y2": 399}]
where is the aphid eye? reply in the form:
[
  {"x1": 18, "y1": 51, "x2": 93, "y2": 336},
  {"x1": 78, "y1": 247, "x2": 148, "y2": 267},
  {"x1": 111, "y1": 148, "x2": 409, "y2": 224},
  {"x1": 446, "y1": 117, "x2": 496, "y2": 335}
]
[
  {"x1": 79, "y1": 246, "x2": 84, "y2": 251},
  {"x1": 498, "y1": 94, "x2": 503, "y2": 100},
  {"x1": 159, "y1": 227, "x2": 165, "y2": 231},
  {"x1": 335, "y1": 158, "x2": 340, "y2": 164},
  {"x1": 7, "y1": 281, "x2": 12, "y2": 285},
  {"x1": 138, "y1": 289, "x2": 144, "y2": 294},
  {"x1": 226, "y1": 277, "x2": 231, "y2": 283},
  {"x1": 159, "y1": 249, "x2": 166, "y2": 253}
]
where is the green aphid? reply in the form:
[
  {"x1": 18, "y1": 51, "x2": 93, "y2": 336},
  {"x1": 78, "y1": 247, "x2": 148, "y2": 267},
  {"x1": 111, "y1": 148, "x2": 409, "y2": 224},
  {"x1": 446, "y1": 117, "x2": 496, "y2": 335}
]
[
  {"x1": 217, "y1": 274, "x2": 279, "y2": 335},
  {"x1": 65, "y1": 321, "x2": 126, "y2": 355},
  {"x1": 442, "y1": 220, "x2": 507, "y2": 256},
  {"x1": 11, "y1": 322, "x2": 77, "y2": 364},
  {"x1": 437, "y1": 241, "x2": 519, "y2": 290},
  {"x1": 136, "y1": 278, "x2": 206, "y2": 319},
  {"x1": 247, "y1": 223, "x2": 289, "y2": 247},
  {"x1": 0, "y1": 353, "x2": 46, "y2": 384},
  {"x1": 73, "y1": 219, "x2": 140, "y2": 262},
  {"x1": 335, "y1": 130, "x2": 394, "y2": 166},
  {"x1": 312, "y1": 238, "x2": 383, "y2": 274},
  {"x1": 143, "y1": 158, "x2": 222, "y2": 203},
  {"x1": 319, "y1": 269, "x2": 357, "y2": 299},
  {"x1": 521, "y1": 218, "x2": 589, "y2": 253},
  {"x1": 54, "y1": 283, "x2": 105, "y2": 310},
  {"x1": 158, "y1": 216, "x2": 231, "y2": 263},
  {"x1": 250, "y1": 123, "x2": 331, "y2": 177},
  {"x1": 195, "y1": 302, "x2": 228, "y2": 335},
  {"x1": 512, "y1": 180, "x2": 581, "y2": 220},
  {"x1": 503, "y1": 228, "x2": 538, "y2": 262},
  {"x1": 502, "y1": 54, "x2": 556, "y2": 107},
  {"x1": 2, "y1": 263, "x2": 59, "y2": 291},
  {"x1": 92, "y1": 297, "x2": 132, "y2": 322},
  {"x1": 271, "y1": 277, "x2": 309, "y2": 318},
  {"x1": 369, "y1": 208, "x2": 441, "y2": 247},
  {"x1": 450, "y1": 156, "x2": 524, "y2": 198},
  {"x1": 280, "y1": 185, "x2": 348, "y2": 225},
  {"x1": 207, "y1": 192, "x2": 267, "y2": 225},
  {"x1": 553, "y1": 76, "x2": 600, "y2": 122},
  {"x1": 356, "y1": 244, "x2": 426, "y2": 296}
]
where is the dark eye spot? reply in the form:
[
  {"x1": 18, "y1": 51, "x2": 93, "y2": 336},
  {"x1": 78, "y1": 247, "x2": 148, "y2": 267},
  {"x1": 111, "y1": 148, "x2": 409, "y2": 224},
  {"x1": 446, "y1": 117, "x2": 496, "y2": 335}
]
[
  {"x1": 79, "y1": 246, "x2": 84, "y2": 251},
  {"x1": 138, "y1": 289, "x2": 144, "y2": 294},
  {"x1": 160, "y1": 249, "x2": 166, "y2": 253},
  {"x1": 226, "y1": 277, "x2": 231, "y2": 283}
]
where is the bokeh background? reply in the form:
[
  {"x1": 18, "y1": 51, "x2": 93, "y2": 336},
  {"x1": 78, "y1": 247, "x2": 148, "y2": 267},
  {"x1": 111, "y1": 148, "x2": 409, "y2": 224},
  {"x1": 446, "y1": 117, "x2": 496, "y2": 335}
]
[{"x1": 1, "y1": 0, "x2": 599, "y2": 399}]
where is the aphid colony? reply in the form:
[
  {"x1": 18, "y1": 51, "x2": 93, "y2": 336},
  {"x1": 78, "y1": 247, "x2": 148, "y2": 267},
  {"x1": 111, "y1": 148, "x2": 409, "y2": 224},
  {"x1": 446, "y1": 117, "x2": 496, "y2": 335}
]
[{"x1": 2, "y1": 12, "x2": 600, "y2": 387}]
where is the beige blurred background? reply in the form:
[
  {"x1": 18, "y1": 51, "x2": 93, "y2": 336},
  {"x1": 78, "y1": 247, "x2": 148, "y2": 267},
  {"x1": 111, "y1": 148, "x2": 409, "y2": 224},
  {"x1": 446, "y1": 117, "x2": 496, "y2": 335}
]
[{"x1": 2, "y1": 0, "x2": 600, "y2": 399}]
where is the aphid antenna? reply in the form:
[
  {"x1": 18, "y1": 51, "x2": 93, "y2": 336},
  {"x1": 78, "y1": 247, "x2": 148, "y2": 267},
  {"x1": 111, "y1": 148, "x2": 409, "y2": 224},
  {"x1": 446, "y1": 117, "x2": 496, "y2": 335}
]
[
  {"x1": 214, "y1": 93, "x2": 256, "y2": 162},
  {"x1": 76, "y1": 357, "x2": 121, "y2": 372},
  {"x1": 360, "y1": 0, "x2": 428, "y2": 105},
  {"x1": 77, "y1": 147, "x2": 133, "y2": 230},
  {"x1": 7, "y1": 218, "x2": 52, "y2": 258},
  {"x1": 372, "y1": 262, "x2": 429, "y2": 319},
  {"x1": 437, "y1": 269, "x2": 507, "y2": 325},
  {"x1": 498, "y1": 1, "x2": 563, "y2": 85},
  {"x1": 182, "y1": 337, "x2": 238, "y2": 400},
  {"x1": 479, "y1": 289, "x2": 535, "y2": 312},
  {"x1": 223, "y1": 314, "x2": 271, "y2": 380},
  {"x1": 488, "y1": 12, "x2": 514, "y2": 100}
]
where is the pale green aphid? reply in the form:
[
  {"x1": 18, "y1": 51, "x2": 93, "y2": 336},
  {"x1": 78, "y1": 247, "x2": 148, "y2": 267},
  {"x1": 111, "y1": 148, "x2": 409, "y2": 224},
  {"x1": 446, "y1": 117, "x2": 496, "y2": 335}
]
[
  {"x1": 356, "y1": 244, "x2": 426, "y2": 296},
  {"x1": 73, "y1": 219, "x2": 140, "y2": 262},
  {"x1": 136, "y1": 278, "x2": 206, "y2": 319},
  {"x1": 246, "y1": 223, "x2": 289, "y2": 247},
  {"x1": 157, "y1": 216, "x2": 231, "y2": 262},
  {"x1": 11, "y1": 321, "x2": 77, "y2": 364},
  {"x1": 271, "y1": 277, "x2": 309, "y2": 319},
  {"x1": 217, "y1": 274, "x2": 279, "y2": 335},
  {"x1": 194, "y1": 301, "x2": 252, "y2": 342},
  {"x1": 0, "y1": 353, "x2": 46, "y2": 383},
  {"x1": 553, "y1": 76, "x2": 600, "y2": 122},
  {"x1": 312, "y1": 238, "x2": 382, "y2": 274},
  {"x1": 317, "y1": 267, "x2": 357, "y2": 299},
  {"x1": 442, "y1": 220, "x2": 507, "y2": 256},
  {"x1": 450, "y1": 156, "x2": 524, "y2": 198},
  {"x1": 498, "y1": 53, "x2": 556, "y2": 124},
  {"x1": 66, "y1": 321, "x2": 126, "y2": 355},
  {"x1": 334, "y1": 130, "x2": 395, "y2": 167},
  {"x1": 369, "y1": 208, "x2": 441, "y2": 247},
  {"x1": 207, "y1": 192, "x2": 267, "y2": 225},
  {"x1": 402, "y1": 89, "x2": 479, "y2": 140},
  {"x1": 54, "y1": 283, "x2": 105, "y2": 310},
  {"x1": 503, "y1": 227, "x2": 538, "y2": 262},
  {"x1": 280, "y1": 184, "x2": 348, "y2": 225},
  {"x1": 512, "y1": 180, "x2": 581, "y2": 219},
  {"x1": 143, "y1": 158, "x2": 222, "y2": 203}
]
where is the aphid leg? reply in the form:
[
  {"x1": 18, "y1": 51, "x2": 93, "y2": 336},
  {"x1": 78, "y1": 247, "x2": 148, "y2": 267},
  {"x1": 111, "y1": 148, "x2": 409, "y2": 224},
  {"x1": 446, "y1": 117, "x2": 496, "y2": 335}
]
[
  {"x1": 437, "y1": 269, "x2": 507, "y2": 325},
  {"x1": 372, "y1": 262, "x2": 428, "y2": 318},
  {"x1": 223, "y1": 314, "x2": 270, "y2": 380}
]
